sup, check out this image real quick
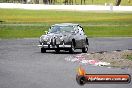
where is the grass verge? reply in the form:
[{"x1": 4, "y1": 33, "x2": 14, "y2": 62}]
[
  {"x1": 126, "y1": 55, "x2": 132, "y2": 60},
  {"x1": 0, "y1": 9, "x2": 132, "y2": 38}
]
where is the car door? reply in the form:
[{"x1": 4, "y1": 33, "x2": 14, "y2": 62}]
[{"x1": 74, "y1": 25, "x2": 86, "y2": 48}]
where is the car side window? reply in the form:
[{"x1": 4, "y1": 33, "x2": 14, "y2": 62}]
[{"x1": 78, "y1": 26, "x2": 84, "y2": 35}]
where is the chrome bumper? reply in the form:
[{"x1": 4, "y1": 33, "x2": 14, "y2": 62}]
[{"x1": 38, "y1": 44, "x2": 71, "y2": 48}]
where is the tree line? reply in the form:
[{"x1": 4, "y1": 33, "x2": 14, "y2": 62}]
[
  {"x1": 0, "y1": 0, "x2": 85, "y2": 4},
  {"x1": 0, "y1": 0, "x2": 26, "y2": 3}
]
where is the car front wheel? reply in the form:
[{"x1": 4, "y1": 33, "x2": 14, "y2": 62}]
[
  {"x1": 41, "y1": 48, "x2": 46, "y2": 53},
  {"x1": 82, "y1": 45, "x2": 88, "y2": 53}
]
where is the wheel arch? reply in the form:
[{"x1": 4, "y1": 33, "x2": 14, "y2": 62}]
[
  {"x1": 86, "y1": 38, "x2": 89, "y2": 45},
  {"x1": 72, "y1": 38, "x2": 76, "y2": 47}
]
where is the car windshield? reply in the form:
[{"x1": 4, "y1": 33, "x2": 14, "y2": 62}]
[{"x1": 49, "y1": 26, "x2": 74, "y2": 33}]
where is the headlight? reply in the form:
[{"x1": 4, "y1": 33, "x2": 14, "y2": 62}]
[
  {"x1": 40, "y1": 35, "x2": 49, "y2": 42},
  {"x1": 39, "y1": 36, "x2": 43, "y2": 42},
  {"x1": 43, "y1": 37, "x2": 49, "y2": 42}
]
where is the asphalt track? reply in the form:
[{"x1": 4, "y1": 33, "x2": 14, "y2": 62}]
[{"x1": 0, "y1": 38, "x2": 132, "y2": 88}]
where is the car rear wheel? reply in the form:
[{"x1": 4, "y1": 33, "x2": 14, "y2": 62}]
[
  {"x1": 82, "y1": 45, "x2": 88, "y2": 53},
  {"x1": 41, "y1": 48, "x2": 46, "y2": 53}
]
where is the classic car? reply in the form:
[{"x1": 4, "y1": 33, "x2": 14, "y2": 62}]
[{"x1": 38, "y1": 23, "x2": 89, "y2": 53}]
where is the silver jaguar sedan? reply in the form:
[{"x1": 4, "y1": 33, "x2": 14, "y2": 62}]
[{"x1": 38, "y1": 23, "x2": 89, "y2": 53}]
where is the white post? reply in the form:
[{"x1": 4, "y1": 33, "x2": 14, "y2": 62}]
[{"x1": 110, "y1": 3, "x2": 113, "y2": 12}]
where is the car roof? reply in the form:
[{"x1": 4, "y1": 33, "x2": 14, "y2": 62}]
[{"x1": 52, "y1": 23, "x2": 79, "y2": 26}]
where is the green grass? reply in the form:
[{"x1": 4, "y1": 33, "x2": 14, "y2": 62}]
[
  {"x1": 0, "y1": 25, "x2": 49, "y2": 38},
  {"x1": 126, "y1": 55, "x2": 132, "y2": 60},
  {"x1": 0, "y1": 9, "x2": 132, "y2": 38}
]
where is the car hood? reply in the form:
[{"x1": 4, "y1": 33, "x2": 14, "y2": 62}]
[{"x1": 41, "y1": 32, "x2": 72, "y2": 42}]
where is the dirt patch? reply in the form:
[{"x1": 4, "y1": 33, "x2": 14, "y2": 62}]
[{"x1": 84, "y1": 50, "x2": 132, "y2": 68}]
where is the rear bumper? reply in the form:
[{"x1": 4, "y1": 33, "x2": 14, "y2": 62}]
[{"x1": 38, "y1": 44, "x2": 71, "y2": 50}]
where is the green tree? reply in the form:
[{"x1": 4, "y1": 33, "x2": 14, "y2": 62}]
[{"x1": 115, "y1": 0, "x2": 122, "y2": 6}]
